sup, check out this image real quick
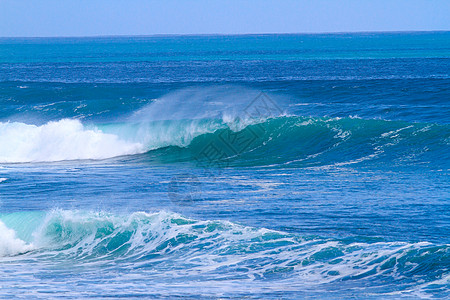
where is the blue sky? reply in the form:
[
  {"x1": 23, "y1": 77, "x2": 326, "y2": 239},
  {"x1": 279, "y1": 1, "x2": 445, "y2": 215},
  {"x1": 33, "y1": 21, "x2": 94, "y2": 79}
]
[{"x1": 0, "y1": 0, "x2": 449, "y2": 37}]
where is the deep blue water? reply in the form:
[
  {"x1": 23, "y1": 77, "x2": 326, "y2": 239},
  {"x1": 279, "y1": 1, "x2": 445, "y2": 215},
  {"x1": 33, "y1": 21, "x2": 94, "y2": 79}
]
[{"x1": 0, "y1": 32, "x2": 449, "y2": 298}]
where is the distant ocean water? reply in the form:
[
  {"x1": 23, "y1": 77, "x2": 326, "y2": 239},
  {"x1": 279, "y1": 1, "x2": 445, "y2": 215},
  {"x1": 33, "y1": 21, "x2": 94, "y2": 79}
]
[{"x1": 0, "y1": 32, "x2": 449, "y2": 298}]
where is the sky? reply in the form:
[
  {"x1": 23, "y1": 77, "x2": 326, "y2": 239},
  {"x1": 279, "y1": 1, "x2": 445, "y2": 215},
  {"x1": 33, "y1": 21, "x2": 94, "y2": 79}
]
[{"x1": 0, "y1": 0, "x2": 449, "y2": 37}]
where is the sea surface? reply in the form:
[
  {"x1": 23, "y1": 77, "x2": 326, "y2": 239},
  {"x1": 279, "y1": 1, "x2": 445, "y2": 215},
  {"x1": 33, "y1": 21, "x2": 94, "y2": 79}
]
[{"x1": 0, "y1": 32, "x2": 449, "y2": 298}]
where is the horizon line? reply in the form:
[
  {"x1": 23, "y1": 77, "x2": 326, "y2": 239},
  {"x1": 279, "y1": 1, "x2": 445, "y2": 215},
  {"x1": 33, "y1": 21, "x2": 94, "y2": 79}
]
[{"x1": 1, "y1": 30, "x2": 449, "y2": 39}]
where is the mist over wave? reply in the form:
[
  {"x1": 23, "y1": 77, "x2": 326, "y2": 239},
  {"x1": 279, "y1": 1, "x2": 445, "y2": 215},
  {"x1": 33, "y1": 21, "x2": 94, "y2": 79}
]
[
  {"x1": 0, "y1": 87, "x2": 448, "y2": 167},
  {"x1": 0, "y1": 87, "x2": 286, "y2": 163}
]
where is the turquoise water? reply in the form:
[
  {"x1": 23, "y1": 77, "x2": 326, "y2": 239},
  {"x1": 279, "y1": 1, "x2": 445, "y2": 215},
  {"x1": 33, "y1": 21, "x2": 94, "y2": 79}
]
[{"x1": 0, "y1": 33, "x2": 449, "y2": 298}]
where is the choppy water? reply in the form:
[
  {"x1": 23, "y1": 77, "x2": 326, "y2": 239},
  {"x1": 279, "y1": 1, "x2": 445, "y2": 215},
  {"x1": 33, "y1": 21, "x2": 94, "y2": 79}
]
[{"x1": 0, "y1": 32, "x2": 449, "y2": 298}]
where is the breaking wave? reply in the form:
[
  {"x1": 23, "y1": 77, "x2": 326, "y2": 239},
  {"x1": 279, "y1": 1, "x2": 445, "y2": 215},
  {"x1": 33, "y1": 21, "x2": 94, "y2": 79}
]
[
  {"x1": 0, "y1": 210, "x2": 448, "y2": 296},
  {"x1": 0, "y1": 116, "x2": 448, "y2": 169},
  {"x1": 0, "y1": 87, "x2": 447, "y2": 168}
]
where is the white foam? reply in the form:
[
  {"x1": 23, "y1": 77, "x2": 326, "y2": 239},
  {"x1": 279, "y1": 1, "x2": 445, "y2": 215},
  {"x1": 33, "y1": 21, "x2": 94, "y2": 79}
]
[
  {"x1": 0, "y1": 119, "x2": 145, "y2": 163},
  {"x1": 1, "y1": 208, "x2": 445, "y2": 295},
  {"x1": 0, "y1": 221, "x2": 34, "y2": 256}
]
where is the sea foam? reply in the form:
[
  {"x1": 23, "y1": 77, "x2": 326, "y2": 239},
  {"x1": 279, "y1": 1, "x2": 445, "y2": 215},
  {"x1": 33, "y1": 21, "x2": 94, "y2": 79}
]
[
  {"x1": 1, "y1": 209, "x2": 447, "y2": 289},
  {"x1": 0, "y1": 119, "x2": 144, "y2": 163},
  {"x1": 0, "y1": 221, "x2": 34, "y2": 256}
]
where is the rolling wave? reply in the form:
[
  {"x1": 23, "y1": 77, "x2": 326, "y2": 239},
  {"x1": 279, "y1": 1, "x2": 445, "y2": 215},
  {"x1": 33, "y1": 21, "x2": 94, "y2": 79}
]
[
  {"x1": 1, "y1": 86, "x2": 447, "y2": 167},
  {"x1": 0, "y1": 210, "x2": 448, "y2": 294},
  {"x1": 0, "y1": 116, "x2": 448, "y2": 168}
]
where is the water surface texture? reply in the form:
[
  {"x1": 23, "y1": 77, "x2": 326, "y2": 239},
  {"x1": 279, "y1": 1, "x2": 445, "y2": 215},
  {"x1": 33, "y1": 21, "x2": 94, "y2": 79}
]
[{"x1": 0, "y1": 32, "x2": 449, "y2": 298}]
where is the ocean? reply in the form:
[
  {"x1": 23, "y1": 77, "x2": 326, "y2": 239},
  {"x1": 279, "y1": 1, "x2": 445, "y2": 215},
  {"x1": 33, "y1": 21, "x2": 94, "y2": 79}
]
[{"x1": 0, "y1": 32, "x2": 449, "y2": 298}]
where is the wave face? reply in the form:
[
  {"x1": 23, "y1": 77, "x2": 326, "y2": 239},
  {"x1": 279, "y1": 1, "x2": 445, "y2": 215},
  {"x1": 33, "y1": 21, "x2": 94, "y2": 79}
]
[
  {"x1": 0, "y1": 210, "x2": 448, "y2": 297},
  {"x1": 182, "y1": 116, "x2": 450, "y2": 168}
]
